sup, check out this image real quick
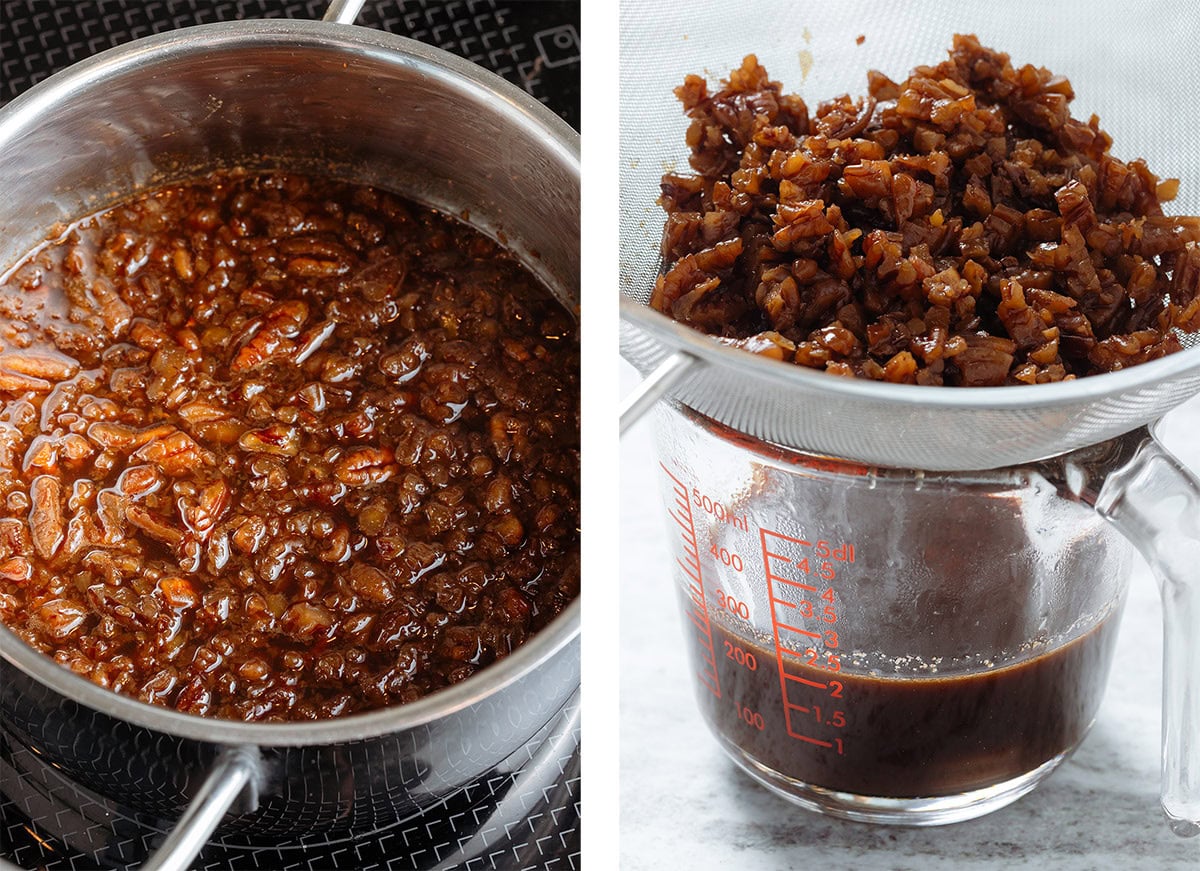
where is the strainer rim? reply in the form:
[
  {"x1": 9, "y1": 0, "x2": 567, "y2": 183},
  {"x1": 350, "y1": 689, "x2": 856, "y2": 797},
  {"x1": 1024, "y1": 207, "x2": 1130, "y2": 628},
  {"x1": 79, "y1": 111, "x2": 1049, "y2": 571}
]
[{"x1": 620, "y1": 295, "x2": 1200, "y2": 410}]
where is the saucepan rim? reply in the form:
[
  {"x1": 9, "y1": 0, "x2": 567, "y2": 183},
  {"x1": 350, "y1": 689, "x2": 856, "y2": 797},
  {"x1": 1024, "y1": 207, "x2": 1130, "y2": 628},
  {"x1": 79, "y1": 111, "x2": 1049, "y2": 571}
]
[{"x1": 0, "y1": 19, "x2": 582, "y2": 747}]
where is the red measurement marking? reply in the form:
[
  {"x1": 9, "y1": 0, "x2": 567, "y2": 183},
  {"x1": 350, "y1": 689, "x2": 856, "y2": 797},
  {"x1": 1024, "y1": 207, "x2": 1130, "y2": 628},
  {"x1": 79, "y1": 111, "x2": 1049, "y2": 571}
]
[
  {"x1": 662, "y1": 463, "x2": 720, "y2": 699},
  {"x1": 770, "y1": 576, "x2": 818, "y2": 592},
  {"x1": 784, "y1": 673, "x2": 827, "y2": 690},
  {"x1": 774, "y1": 623, "x2": 821, "y2": 639},
  {"x1": 762, "y1": 547, "x2": 808, "y2": 561},
  {"x1": 761, "y1": 526, "x2": 846, "y2": 746},
  {"x1": 763, "y1": 530, "x2": 812, "y2": 548}
]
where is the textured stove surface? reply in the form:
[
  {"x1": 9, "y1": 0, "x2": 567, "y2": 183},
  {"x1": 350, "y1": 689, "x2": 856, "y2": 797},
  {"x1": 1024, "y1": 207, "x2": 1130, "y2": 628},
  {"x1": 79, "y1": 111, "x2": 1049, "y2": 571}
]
[
  {"x1": 0, "y1": 0, "x2": 581, "y2": 129},
  {"x1": 1, "y1": 693, "x2": 580, "y2": 870},
  {"x1": 0, "y1": 2, "x2": 581, "y2": 869}
]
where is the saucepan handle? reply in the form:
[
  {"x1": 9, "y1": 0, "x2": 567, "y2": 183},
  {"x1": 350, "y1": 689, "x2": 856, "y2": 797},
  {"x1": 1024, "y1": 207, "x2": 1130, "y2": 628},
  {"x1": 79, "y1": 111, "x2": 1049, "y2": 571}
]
[
  {"x1": 1095, "y1": 435, "x2": 1200, "y2": 837},
  {"x1": 0, "y1": 746, "x2": 262, "y2": 871},
  {"x1": 139, "y1": 746, "x2": 264, "y2": 871},
  {"x1": 322, "y1": 0, "x2": 369, "y2": 24}
]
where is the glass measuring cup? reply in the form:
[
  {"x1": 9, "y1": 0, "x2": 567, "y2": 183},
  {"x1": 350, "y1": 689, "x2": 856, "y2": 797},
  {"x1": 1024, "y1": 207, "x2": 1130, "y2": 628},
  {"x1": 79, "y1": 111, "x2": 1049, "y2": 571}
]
[{"x1": 650, "y1": 400, "x2": 1189, "y2": 826}]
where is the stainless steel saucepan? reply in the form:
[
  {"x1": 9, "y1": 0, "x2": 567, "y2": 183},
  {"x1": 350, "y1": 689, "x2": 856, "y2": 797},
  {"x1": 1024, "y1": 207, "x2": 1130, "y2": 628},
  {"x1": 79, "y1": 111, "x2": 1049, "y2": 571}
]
[{"x1": 0, "y1": 3, "x2": 581, "y2": 869}]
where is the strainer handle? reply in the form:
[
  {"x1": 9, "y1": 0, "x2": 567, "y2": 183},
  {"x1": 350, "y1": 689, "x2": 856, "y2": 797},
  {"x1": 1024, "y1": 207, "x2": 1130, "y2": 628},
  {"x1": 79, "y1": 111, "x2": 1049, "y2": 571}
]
[
  {"x1": 1095, "y1": 437, "x2": 1200, "y2": 837},
  {"x1": 620, "y1": 351, "x2": 700, "y2": 434}
]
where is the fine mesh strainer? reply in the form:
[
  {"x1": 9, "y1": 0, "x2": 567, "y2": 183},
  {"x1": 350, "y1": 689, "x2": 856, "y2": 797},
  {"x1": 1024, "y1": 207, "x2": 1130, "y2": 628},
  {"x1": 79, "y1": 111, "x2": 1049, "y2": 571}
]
[
  {"x1": 619, "y1": 0, "x2": 1200, "y2": 471},
  {"x1": 620, "y1": 0, "x2": 1200, "y2": 836}
]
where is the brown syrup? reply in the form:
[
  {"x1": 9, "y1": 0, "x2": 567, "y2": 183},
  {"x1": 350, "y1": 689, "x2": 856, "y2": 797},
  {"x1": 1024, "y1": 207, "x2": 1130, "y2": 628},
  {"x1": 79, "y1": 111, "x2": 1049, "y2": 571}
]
[{"x1": 693, "y1": 614, "x2": 1120, "y2": 798}]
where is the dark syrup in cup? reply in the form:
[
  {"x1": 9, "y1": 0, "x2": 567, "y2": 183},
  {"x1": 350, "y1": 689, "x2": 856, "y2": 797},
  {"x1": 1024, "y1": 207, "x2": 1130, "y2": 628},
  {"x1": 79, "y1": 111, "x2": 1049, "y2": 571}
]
[{"x1": 692, "y1": 613, "x2": 1120, "y2": 798}]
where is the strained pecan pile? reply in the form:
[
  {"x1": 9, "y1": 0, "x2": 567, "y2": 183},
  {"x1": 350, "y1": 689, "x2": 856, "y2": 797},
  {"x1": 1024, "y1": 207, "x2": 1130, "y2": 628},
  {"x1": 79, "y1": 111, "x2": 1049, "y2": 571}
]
[
  {"x1": 0, "y1": 171, "x2": 579, "y2": 721},
  {"x1": 653, "y1": 35, "x2": 1200, "y2": 384}
]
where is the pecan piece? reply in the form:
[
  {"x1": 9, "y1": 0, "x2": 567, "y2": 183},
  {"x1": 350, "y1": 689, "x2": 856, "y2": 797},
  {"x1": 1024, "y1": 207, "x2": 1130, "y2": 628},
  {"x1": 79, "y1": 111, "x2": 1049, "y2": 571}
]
[
  {"x1": 131, "y1": 430, "x2": 214, "y2": 476},
  {"x1": 0, "y1": 351, "x2": 79, "y2": 381},
  {"x1": 126, "y1": 505, "x2": 183, "y2": 547},
  {"x1": 334, "y1": 446, "x2": 398, "y2": 486},
  {"x1": 29, "y1": 475, "x2": 65, "y2": 560},
  {"x1": 31, "y1": 599, "x2": 88, "y2": 640},
  {"x1": 238, "y1": 424, "x2": 300, "y2": 457},
  {"x1": 230, "y1": 299, "x2": 310, "y2": 373}
]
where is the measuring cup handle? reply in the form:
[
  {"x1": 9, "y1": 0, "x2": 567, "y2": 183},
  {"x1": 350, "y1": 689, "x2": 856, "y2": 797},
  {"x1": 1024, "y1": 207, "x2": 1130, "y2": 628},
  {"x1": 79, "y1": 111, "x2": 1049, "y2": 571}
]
[{"x1": 1096, "y1": 435, "x2": 1200, "y2": 837}]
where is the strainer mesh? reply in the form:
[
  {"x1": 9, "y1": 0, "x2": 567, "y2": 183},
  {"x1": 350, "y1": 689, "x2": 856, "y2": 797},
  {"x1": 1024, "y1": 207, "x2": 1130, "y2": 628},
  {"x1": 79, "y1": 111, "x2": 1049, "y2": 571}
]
[{"x1": 619, "y1": 0, "x2": 1200, "y2": 468}]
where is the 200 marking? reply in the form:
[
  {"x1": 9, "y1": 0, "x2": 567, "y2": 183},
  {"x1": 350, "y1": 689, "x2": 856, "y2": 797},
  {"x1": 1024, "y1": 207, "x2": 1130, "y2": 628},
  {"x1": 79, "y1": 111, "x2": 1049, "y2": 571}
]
[{"x1": 723, "y1": 640, "x2": 758, "y2": 671}]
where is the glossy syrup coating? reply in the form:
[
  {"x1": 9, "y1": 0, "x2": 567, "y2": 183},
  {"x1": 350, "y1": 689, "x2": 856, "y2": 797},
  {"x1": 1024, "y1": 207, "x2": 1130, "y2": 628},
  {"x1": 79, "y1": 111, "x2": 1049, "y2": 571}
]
[
  {"x1": 0, "y1": 171, "x2": 580, "y2": 721},
  {"x1": 654, "y1": 35, "x2": 1200, "y2": 385}
]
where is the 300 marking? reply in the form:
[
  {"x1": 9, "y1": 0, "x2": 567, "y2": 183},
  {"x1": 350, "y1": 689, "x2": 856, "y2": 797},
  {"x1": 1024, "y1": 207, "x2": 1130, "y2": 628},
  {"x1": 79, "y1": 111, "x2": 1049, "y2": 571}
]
[{"x1": 715, "y1": 589, "x2": 750, "y2": 620}]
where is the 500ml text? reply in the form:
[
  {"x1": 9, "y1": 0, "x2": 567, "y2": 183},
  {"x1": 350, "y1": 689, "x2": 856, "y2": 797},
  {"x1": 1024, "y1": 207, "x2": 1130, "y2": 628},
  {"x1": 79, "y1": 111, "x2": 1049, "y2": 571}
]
[{"x1": 692, "y1": 489, "x2": 748, "y2": 531}]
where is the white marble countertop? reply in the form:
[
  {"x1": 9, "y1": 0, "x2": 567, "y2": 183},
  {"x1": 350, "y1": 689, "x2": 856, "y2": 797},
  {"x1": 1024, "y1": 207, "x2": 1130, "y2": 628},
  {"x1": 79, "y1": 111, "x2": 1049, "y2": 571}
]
[{"x1": 619, "y1": 362, "x2": 1200, "y2": 870}]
